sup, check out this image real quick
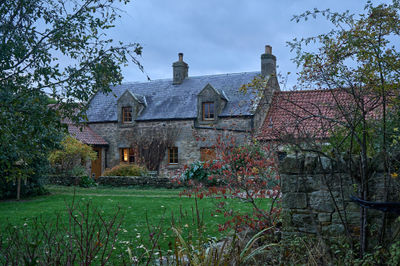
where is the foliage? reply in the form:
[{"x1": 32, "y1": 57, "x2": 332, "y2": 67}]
[
  {"x1": 284, "y1": 0, "x2": 400, "y2": 256},
  {"x1": 0, "y1": 91, "x2": 60, "y2": 198},
  {"x1": 182, "y1": 161, "x2": 215, "y2": 184},
  {"x1": 120, "y1": 126, "x2": 180, "y2": 171},
  {"x1": 49, "y1": 136, "x2": 96, "y2": 175},
  {"x1": 0, "y1": 199, "x2": 123, "y2": 265},
  {"x1": 0, "y1": 0, "x2": 143, "y2": 197},
  {"x1": 103, "y1": 163, "x2": 147, "y2": 176},
  {"x1": 79, "y1": 175, "x2": 97, "y2": 188},
  {"x1": 70, "y1": 165, "x2": 97, "y2": 188},
  {"x1": 170, "y1": 225, "x2": 278, "y2": 265},
  {"x1": 181, "y1": 134, "x2": 281, "y2": 233}
]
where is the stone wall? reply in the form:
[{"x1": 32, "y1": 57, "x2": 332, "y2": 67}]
[
  {"x1": 44, "y1": 175, "x2": 81, "y2": 186},
  {"x1": 280, "y1": 154, "x2": 399, "y2": 237},
  {"x1": 96, "y1": 176, "x2": 183, "y2": 188},
  {"x1": 89, "y1": 117, "x2": 253, "y2": 177},
  {"x1": 44, "y1": 175, "x2": 183, "y2": 188}
]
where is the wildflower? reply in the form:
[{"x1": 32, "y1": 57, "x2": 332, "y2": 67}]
[{"x1": 391, "y1": 172, "x2": 398, "y2": 179}]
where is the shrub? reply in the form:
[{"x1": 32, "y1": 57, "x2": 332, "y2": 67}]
[
  {"x1": 102, "y1": 163, "x2": 147, "y2": 177},
  {"x1": 0, "y1": 199, "x2": 123, "y2": 265},
  {"x1": 79, "y1": 175, "x2": 97, "y2": 188},
  {"x1": 49, "y1": 136, "x2": 96, "y2": 175},
  {"x1": 70, "y1": 165, "x2": 89, "y2": 177},
  {"x1": 180, "y1": 135, "x2": 281, "y2": 232}
]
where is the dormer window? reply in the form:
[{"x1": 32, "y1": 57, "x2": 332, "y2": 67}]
[
  {"x1": 122, "y1": 107, "x2": 132, "y2": 123},
  {"x1": 202, "y1": 102, "x2": 215, "y2": 120}
]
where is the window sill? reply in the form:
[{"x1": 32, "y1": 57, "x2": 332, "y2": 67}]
[
  {"x1": 167, "y1": 164, "x2": 180, "y2": 169},
  {"x1": 119, "y1": 121, "x2": 136, "y2": 128}
]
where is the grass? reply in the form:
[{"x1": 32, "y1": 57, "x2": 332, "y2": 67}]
[{"x1": 0, "y1": 185, "x2": 271, "y2": 263}]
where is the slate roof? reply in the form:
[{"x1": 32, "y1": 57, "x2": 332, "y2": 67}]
[
  {"x1": 257, "y1": 89, "x2": 348, "y2": 140},
  {"x1": 86, "y1": 72, "x2": 260, "y2": 122}
]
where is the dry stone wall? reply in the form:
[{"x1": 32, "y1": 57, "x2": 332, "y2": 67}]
[
  {"x1": 44, "y1": 175, "x2": 183, "y2": 188},
  {"x1": 280, "y1": 154, "x2": 399, "y2": 237}
]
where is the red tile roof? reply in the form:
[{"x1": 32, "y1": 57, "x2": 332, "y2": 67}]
[
  {"x1": 257, "y1": 89, "x2": 377, "y2": 141},
  {"x1": 49, "y1": 104, "x2": 108, "y2": 145},
  {"x1": 67, "y1": 123, "x2": 108, "y2": 146}
]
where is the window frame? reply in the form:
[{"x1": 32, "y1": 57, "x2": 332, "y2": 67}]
[
  {"x1": 168, "y1": 147, "x2": 178, "y2": 164},
  {"x1": 200, "y1": 147, "x2": 216, "y2": 162},
  {"x1": 120, "y1": 148, "x2": 135, "y2": 163},
  {"x1": 122, "y1": 106, "x2": 133, "y2": 123},
  {"x1": 202, "y1": 102, "x2": 215, "y2": 121}
]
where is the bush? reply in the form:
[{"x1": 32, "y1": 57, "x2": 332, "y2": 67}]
[
  {"x1": 0, "y1": 199, "x2": 123, "y2": 265},
  {"x1": 102, "y1": 164, "x2": 147, "y2": 177},
  {"x1": 70, "y1": 165, "x2": 89, "y2": 177},
  {"x1": 0, "y1": 156, "x2": 51, "y2": 200},
  {"x1": 182, "y1": 161, "x2": 221, "y2": 186},
  {"x1": 49, "y1": 136, "x2": 96, "y2": 175},
  {"x1": 79, "y1": 175, "x2": 97, "y2": 188}
]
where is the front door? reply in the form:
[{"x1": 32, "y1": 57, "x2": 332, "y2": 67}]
[{"x1": 91, "y1": 147, "x2": 102, "y2": 179}]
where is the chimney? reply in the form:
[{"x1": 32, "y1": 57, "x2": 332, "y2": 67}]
[
  {"x1": 261, "y1": 45, "x2": 276, "y2": 77},
  {"x1": 172, "y1": 52, "x2": 189, "y2": 85}
]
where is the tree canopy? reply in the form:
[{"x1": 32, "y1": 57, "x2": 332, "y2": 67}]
[
  {"x1": 0, "y1": 0, "x2": 143, "y2": 194},
  {"x1": 287, "y1": 0, "x2": 400, "y2": 256}
]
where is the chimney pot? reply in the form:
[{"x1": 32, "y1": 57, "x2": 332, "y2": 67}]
[
  {"x1": 173, "y1": 52, "x2": 189, "y2": 85},
  {"x1": 261, "y1": 45, "x2": 276, "y2": 77},
  {"x1": 265, "y1": 45, "x2": 272, "y2": 54}
]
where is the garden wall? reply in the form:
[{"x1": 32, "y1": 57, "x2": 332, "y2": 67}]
[
  {"x1": 44, "y1": 175, "x2": 81, "y2": 186},
  {"x1": 44, "y1": 175, "x2": 183, "y2": 188},
  {"x1": 280, "y1": 154, "x2": 399, "y2": 238},
  {"x1": 96, "y1": 175, "x2": 183, "y2": 188}
]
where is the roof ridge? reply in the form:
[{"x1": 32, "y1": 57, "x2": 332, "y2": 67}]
[
  {"x1": 121, "y1": 71, "x2": 260, "y2": 85},
  {"x1": 277, "y1": 88, "x2": 337, "y2": 94}
]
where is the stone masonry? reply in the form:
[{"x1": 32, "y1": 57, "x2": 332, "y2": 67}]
[
  {"x1": 280, "y1": 154, "x2": 399, "y2": 238},
  {"x1": 89, "y1": 117, "x2": 253, "y2": 177}
]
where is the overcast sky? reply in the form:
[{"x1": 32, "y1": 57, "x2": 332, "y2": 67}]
[{"x1": 109, "y1": 0, "x2": 391, "y2": 89}]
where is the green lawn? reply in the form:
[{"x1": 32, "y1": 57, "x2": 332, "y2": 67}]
[{"x1": 0, "y1": 185, "x2": 271, "y2": 263}]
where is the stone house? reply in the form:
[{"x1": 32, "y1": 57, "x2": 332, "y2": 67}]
[
  {"x1": 66, "y1": 121, "x2": 108, "y2": 178},
  {"x1": 85, "y1": 45, "x2": 280, "y2": 177},
  {"x1": 49, "y1": 105, "x2": 109, "y2": 178}
]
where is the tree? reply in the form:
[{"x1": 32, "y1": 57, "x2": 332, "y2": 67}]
[
  {"x1": 120, "y1": 126, "x2": 181, "y2": 171},
  {"x1": 0, "y1": 0, "x2": 143, "y2": 197},
  {"x1": 285, "y1": 0, "x2": 400, "y2": 257},
  {"x1": 180, "y1": 134, "x2": 281, "y2": 233},
  {"x1": 49, "y1": 135, "x2": 97, "y2": 175}
]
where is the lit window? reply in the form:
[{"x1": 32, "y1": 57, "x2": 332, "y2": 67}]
[
  {"x1": 200, "y1": 147, "x2": 216, "y2": 162},
  {"x1": 122, "y1": 107, "x2": 132, "y2": 123},
  {"x1": 202, "y1": 102, "x2": 215, "y2": 120},
  {"x1": 120, "y1": 148, "x2": 135, "y2": 163},
  {"x1": 168, "y1": 147, "x2": 178, "y2": 164}
]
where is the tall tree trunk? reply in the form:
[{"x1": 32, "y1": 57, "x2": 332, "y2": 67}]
[
  {"x1": 17, "y1": 175, "x2": 21, "y2": 201},
  {"x1": 360, "y1": 111, "x2": 369, "y2": 257}
]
